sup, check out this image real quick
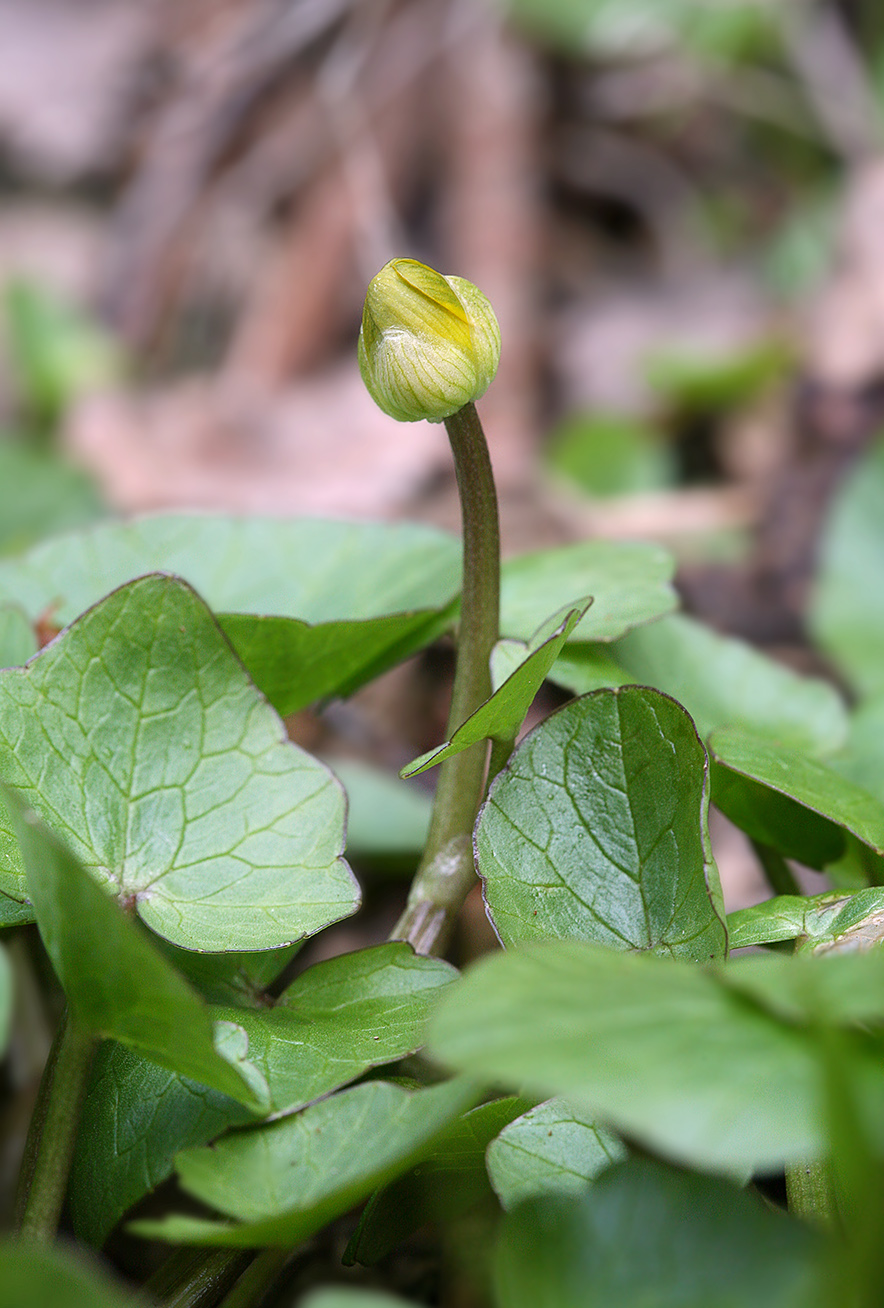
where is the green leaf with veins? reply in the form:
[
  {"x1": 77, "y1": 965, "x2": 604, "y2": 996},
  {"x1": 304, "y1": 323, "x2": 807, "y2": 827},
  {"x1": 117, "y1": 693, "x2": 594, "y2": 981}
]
[
  {"x1": 709, "y1": 728, "x2": 884, "y2": 870},
  {"x1": 129, "y1": 1078, "x2": 480, "y2": 1247},
  {"x1": 499, "y1": 541, "x2": 676, "y2": 643},
  {"x1": 0, "y1": 574, "x2": 358, "y2": 949},
  {"x1": 70, "y1": 943, "x2": 456, "y2": 1245},
  {"x1": 478, "y1": 688, "x2": 726, "y2": 960},
  {"x1": 429, "y1": 940, "x2": 884, "y2": 1172},
  {"x1": 402, "y1": 602, "x2": 589, "y2": 778},
  {"x1": 211, "y1": 943, "x2": 458, "y2": 1117},
  {"x1": 5, "y1": 793, "x2": 260, "y2": 1107},
  {"x1": 70, "y1": 1043, "x2": 253, "y2": 1247},
  {"x1": 728, "y1": 888, "x2": 884, "y2": 953},
  {"x1": 486, "y1": 1098, "x2": 625, "y2": 1211},
  {"x1": 493, "y1": 1157, "x2": 822, "y2": 1308},
  {"x1": 553, "y1": 612, "x2": 847, "y2": 755}
]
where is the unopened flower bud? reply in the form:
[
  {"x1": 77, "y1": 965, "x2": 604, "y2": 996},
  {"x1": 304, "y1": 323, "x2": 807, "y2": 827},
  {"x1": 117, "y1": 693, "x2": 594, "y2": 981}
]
[{"x1": 358, "y1": 258, "x2": 501, "y2": 422}]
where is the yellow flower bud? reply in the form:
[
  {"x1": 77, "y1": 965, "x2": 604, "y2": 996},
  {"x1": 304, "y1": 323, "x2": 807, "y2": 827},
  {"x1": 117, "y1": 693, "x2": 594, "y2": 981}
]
[{"x1": 358, "y1": 258, "x2": 501, "y2": 423}]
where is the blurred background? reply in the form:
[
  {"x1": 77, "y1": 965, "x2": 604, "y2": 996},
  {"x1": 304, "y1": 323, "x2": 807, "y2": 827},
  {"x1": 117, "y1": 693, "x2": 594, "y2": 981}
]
[
  {"x1": 3, "y1": 0, "x2": 884, "y2": 585},
  {"x1": 2, "y1": 0, "x2": 884, "y2": 916}
]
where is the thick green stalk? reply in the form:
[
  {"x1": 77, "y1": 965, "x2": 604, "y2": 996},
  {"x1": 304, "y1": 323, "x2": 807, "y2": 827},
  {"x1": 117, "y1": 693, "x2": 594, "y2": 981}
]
[
  {"x1": 15, "y1": 1008, "x2": 97, "y2": 1240},
  {"x1": 392, "y1": 402, "x2": 500, "y2": 954}
]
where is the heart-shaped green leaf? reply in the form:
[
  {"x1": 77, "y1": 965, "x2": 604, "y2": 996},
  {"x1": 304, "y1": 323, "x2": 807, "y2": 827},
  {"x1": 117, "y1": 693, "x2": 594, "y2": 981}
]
[
  {"x1": 0, "y1": 574, "x2": 358, "y2": 950},
  {"x1": 709, "y1": 728, "x2": 884, "y2": 870},
  {"x1": 493, "y1": 1157, "x2": 822, "y2": 1308},
  {"x1": 129, "y1": 1077, "x2": 480, "y2": 1247},
  {"x1": 429, "y1": 940, "x2": 884, "y2": 1172},
  {"x1": 6, "y1": 794, "x2": 260, "y2": 1107},
  {"x1": 478, "y1": 688, "x2": 726, "y2": 961},
  {"x1": 402, "y1": 604, "x2": 588, "y2": 778},
  {"x1": 499, "y1": 541, "x2": 676, "y2": 643},
  {"x1": 486, "y1": 1098, "x2": 625, "y2": 1211}
]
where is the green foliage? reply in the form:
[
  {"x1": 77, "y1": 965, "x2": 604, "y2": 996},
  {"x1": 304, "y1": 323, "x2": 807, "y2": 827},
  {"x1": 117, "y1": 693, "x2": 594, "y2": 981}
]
[
  {"x1": 499, "y1": 540, "x2": 676, "y2": 642},
  {"x1": 1, "y1": 475, "x2": 884, "y2": 1304},
  {"x1": 0, "y1": 441, "x2": 104, "y2": 556},
  {"x1": 429, "y1": 939, "x2": 884, "y2": 1173},
  {"x1": 0, "y1": 574, "x2": 358, "y2": 945},
  {"x1": 477, "y1": 687, "x2": 726, "y2": 960},
  {"x1": 486, "y1": 1099, "x2": 625, "y2": 1210},
  {"x1": 493, "y1": 1158, "x2": 823, "y2": 1308},
  {"x1": 500, "y1": 0, "x2": 780, "y2": 62}
]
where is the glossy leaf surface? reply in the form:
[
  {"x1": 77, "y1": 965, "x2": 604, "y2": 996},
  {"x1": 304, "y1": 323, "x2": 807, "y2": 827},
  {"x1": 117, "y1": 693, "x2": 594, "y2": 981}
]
[
  {"x1": 0, "y1": 514, "x2": 462, "y2": 627},
  {"x1": 478, "y1": 688, "x2": 726, "y2": 960},
  {"x1": 218, "y1": 608, "x2": 450, "y2": 717},
  {"x1": 70, "y1": 1043, "x2": 252, "y2": 1247},
  {"x1": 212, "y1": 943, "x2": 458, "y2": 1116},
  {"x1": 728, "y1": 888, "x2": 884, "y2": 952},
  {"x1": 70, "y1": 943, "x2": 453, "y2": 1245}
]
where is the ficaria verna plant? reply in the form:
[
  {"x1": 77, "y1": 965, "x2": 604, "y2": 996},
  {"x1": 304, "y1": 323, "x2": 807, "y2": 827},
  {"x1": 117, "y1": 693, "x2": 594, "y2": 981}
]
[{"x1": 2, "y1": 257, "x2": 884, "y2": 1305}]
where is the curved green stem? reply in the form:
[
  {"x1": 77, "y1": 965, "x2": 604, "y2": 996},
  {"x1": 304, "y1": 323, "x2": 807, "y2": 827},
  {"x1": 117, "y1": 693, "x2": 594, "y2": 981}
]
[
  {"x1": 15, "y1": 1008, "x2": 97, "y2": 1240},
  {"x1": 392, "y1": 402, "x2": 500, "y2": 955}
]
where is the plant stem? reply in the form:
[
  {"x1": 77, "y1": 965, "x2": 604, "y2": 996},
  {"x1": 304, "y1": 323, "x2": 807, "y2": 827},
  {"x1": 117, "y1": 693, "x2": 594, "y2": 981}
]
[
  {"x1": 147, "y1": 1249, "x2": 254, "y2": 1308},
  {"x1": 217, "y1": 1248, "x2": 295, "y2": 1308},
  {"x1": 392, "y1": 402, "x2": 500, "y2": 955},
  {"x1": 15, "y1": 1008, "x2": 97, "y2": 1240}
]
